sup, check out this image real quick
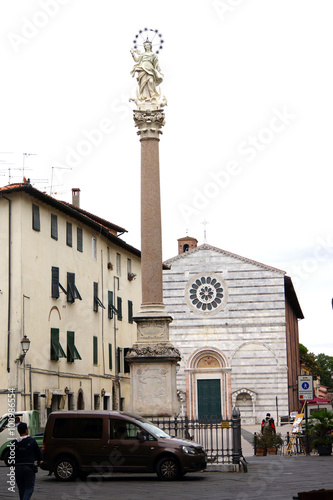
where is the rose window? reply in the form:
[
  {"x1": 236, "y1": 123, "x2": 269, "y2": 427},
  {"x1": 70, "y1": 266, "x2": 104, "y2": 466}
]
[{"x1": 189, "y1": 276, "x2": 224, "y2": 312}]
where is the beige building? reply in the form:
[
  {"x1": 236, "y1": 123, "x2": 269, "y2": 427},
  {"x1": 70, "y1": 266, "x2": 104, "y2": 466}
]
[{"x1": 0, "y1": 182, "x2": 141, "y2": 427}]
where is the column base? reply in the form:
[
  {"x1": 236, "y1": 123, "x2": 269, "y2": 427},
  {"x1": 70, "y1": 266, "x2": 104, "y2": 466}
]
[
  {"x1": 126, "y1": 312, "x2": 181, "y2": 417},
  {"x1": 126, "y1": 351, "x2": 181, "y2": 417}
]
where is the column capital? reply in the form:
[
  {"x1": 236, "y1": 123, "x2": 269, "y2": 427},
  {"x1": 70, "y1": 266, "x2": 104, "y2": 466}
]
[{"x1": 133, "y1": 109, "x2": 165, "y2": 140}]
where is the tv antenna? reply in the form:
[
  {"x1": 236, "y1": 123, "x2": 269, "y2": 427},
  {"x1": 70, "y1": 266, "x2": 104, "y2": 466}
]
[
  {"x1": 0, "y1": 152, "x2": 15, "y2": 183},
  {"x1": 50, "y1": 165, "x2": 72, "y2": 196},
  {"x1": 23, "y1": 153, "x2": 37, "y2": 178}
]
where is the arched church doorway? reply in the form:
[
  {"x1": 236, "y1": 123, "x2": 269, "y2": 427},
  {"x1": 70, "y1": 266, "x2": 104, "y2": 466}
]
[{"x1": 186, "y1": 348, "x2": 231, "y2": 419}]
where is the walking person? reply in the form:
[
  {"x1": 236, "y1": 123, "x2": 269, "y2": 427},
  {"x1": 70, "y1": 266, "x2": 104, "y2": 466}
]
[
  {"x1": 261, "y1": 412, "x2": 276, "y2": 434},
  {"x1": 14, "y1": 422, "x2": 42, "y2": 499}
]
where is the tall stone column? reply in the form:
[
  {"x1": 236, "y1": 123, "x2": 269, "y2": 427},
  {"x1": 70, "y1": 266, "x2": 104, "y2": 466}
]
[
  {"x1": 134, "y1": 109, "x2": 165, "y2": 309},
  {"x1": 127, "y1": 37, "x2": 180, "y2": 417}
]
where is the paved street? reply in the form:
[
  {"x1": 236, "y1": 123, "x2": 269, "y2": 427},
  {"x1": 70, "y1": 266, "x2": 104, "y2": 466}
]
[
  {"x1": 1, "y1": 455, "x2": 333, "y2": 500},
  {"x1": 1, "y1": 424, "x2": 331, "y2": 500}
]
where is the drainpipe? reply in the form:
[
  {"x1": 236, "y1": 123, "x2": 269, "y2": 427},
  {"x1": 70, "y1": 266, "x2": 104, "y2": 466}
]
[
  {"x1": 114, "y1": 276, "x2": 120, "y2": 409},
  {"x1": 1, "y1": 195, "x2": 12, "y2": 373}
]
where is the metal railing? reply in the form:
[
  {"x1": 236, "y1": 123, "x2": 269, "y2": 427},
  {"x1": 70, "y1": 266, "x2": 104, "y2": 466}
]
[{"x1": 151, "y1": 407, "x2": 243, "y2": 465}]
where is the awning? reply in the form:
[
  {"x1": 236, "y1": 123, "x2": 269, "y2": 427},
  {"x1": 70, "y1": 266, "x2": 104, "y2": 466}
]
[{"x1": 45, "y1": 389, "x2": 66, "y2": 408}]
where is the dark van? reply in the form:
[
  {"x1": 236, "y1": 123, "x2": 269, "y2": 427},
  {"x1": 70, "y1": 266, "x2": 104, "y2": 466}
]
[{"x1": 41, "y1": 411, "x2": 207, "y2": 481}]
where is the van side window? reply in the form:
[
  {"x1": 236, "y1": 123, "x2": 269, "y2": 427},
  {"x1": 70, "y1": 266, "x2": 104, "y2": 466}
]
[
  {"x1": 110, "y1": 420, "x2": 153, "y2": 441},
  {"x1": 110, "y1": 420, "x2": 141, "y2": 440},
  {"x1": 53, "y1": 418, "x2": 73, "y2": 438},
  {"x1": 52, "y1": 417, "x2": 102, "y2": 439},
  {"x1": 76, "y1": 418, "x2": 103, "y2": 439}
]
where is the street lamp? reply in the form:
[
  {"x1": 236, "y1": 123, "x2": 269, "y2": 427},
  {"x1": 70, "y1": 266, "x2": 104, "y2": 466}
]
[{"x1": 16, "y1": 335, "x2": 31, "y2": 364}]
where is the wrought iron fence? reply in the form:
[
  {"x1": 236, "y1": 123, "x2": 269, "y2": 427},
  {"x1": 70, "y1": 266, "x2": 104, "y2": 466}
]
[{"x1": 151, "y1": 408, "x2": 243, "y2": 465}]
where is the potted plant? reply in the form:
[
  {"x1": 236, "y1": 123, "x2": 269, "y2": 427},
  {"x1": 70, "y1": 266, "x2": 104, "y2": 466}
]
[
  {"x1": 265, "y1": 432, "x2": 284, "y2": 455},
  {"x1": 128, "y1": 272, "x2": 137, "y2": 281},
  {"x1": 253, "y1": 432, "x2": 267, "y2": 456},
  {"x1": 253, "y1": 432, "x2": 284, "y2": 455},
  {"x1": 305, "y1": 409, "x2": 333, "y2": 456}
]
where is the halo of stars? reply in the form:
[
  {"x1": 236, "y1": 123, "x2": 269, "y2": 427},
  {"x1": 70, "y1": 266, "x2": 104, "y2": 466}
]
[{"x1": 132, "y1": 28, "x2": 164, "y2": 54}]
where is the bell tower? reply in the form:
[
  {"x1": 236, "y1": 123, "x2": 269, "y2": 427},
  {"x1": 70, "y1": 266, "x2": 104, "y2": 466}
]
[{"x1": 177, "y1": 236, "x2": 198, "y2": 255}]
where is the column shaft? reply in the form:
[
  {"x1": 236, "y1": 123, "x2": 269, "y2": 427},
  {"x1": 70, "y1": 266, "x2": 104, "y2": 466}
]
[{"x1": 140, "y1": 136, "x2": 163, "y2": 306}]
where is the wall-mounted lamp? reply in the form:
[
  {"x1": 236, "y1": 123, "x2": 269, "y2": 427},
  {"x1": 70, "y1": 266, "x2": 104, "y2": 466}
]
[
  {"x1": 64, "y1": 387, "x2": 70, "y2": 394},
  {"x1": 101, "y1": 388, "x2": 106, "y2": 397},
  {"x1": 176, "y1": 363, "x2": 181, "y2": 372},
  {"x1": 15, "y1": 335, "x2": 31, "y2": 364}
]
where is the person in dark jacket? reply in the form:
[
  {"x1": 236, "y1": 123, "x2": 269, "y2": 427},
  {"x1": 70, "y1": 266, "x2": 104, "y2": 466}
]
[
  {"x1": 261, "y1": 413, "x2": 276, "y2": 434},
  {"x1": 14, "y1": 422, "x2": 42, "y2": 500}
]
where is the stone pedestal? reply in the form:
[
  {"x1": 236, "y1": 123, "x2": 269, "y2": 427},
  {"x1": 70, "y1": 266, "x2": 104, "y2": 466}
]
[{"x1": 127, "y1": 312, "x2": 180, "y2": 417}]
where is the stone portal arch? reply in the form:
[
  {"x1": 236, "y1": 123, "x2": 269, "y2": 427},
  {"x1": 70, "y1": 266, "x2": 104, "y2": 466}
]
[
  {"x1": 185, "y1": 347, "x2": 231, "y2": 419},
  {"x1": 232, "y1": 388, "x2": 257, "y2": 425}
]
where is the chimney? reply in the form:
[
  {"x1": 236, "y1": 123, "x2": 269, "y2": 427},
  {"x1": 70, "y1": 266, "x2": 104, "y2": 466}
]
[
  {"x1": 177, "y1": 236, "x2": 198, "y2": 255},
  {"x1": 72, "y1": 188, "x2": 80, "y2": 208}
]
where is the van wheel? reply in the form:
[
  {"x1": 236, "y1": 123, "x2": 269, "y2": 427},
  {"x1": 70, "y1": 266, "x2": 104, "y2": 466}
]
[
  {"x1": 54, "y1": 457, "x2": 78, "y2": 481},
  {"x1": 156, "y1": 457, "x2": 181, "y2": 481}
]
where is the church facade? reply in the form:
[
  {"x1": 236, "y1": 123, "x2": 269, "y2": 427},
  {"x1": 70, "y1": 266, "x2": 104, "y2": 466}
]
[{"x1": 163, "y1": 237, "x2": 303, "y2": 424}]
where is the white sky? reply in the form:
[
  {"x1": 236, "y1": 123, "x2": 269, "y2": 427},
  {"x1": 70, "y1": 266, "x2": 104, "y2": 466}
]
[{"x1": 1, "y1": 0, "x2": 333, "y2": 356}]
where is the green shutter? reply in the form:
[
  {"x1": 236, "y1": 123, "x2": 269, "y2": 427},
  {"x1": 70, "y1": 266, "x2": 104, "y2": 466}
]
[
  {"x1": 108, "y1": 291, "x2": 113, "y2": 319},
  {"x1": 117, "y1": 296, "x2": 122, "y2": 321},
  {"x1": 67, "y1": 273, "x2": 75, "y2": 303},
  {"x1": 117, "y1": 347, "x2": 121, "y2": 373},
  {"x1": 93, "y1": 336, "x2": 98, "y2": 365},
  {"x1": 66, "y1": 222, "x2": 72, "y2": 247},
  {"x1": 77, "y1": 227, "x2": 83, "y2": 252},
  {"x1": 67, "y1": 331, "x2": 81, "y2": 362},
  {"x1": 128, "y1": 300, "x2": 133, "y2": 323},
  {"x1": 51, "y1": 267, "x2": 59, "y2": 298},
  {"x1": 51, "y1": 214, "x2": 58, "y2": 240},
  {"x1": 67, "y1": 273, "x2": 81, "y2": 302},
  {"x1": 50, "y1": 328, "x2": 66, "y2": 360},
  {"x1": 108, "y1": 343, "x2": 112, "y2": 370},
  {"x1": 93, "y1": 282, "x2": 98, "y2": 311}
]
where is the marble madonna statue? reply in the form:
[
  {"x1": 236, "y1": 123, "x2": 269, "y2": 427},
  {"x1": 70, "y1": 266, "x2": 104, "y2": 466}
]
[{"x1": 130, "y1": 40, "x2": 167, "y2": 108}]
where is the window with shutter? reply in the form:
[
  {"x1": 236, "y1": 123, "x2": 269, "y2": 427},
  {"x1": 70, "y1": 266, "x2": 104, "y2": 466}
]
[
  {"x1": 93, "y1": 282, "x2": 105, "y2": 311},
  {"x1": 108, "y1": 291, "x2": 114, "y2": 319},
  {"x1": 117, "y1": 347, "x2": 122, "y2": 373},
  {"x1": 116, "y1": 253, "x2": 121, "y2": 275},
  {"x1": 50, "y1": 328, "x2": 66, "y2": 361},
  {"x1": 51, "y1": 267, "x2": 60, "y2": 298},
  {"x1": 108, "y1": 343, "x2": 112, "y2": 370},
  {"x1": 66, "y1": 222, "x2": 72, "y2": 247},
  {"x1": 51, "y1": 213, "x2": 58, "y2": 240},
  {"x1": 32, "y1": 204, "x2": 40, "y2": 231},
  {"x1": 92, "y1": 237, "x2": 97, "y2": 259},
  {"x1": 67, "y1": 272, "x2": 82, "y2": 303},
  {"x1": 117, "y1": 296, "x2": 122, "y2": 321},
  {"x1": 51, "y1": 267, "x2": 67, "y2": 298},
  {"x1": 128, "y1": 300, "x2": 133, "y2": 323},
  {"x1": 77, "y1": 227, "x2": 83, "y2": 252},
  {"x1": 67, "y1": 331, "x2": 81, "y2": 362},
  {"x1": 124, "y1": 348, "x2": 131, "y2": 373},
  {"x1": 93, "y1": 336, "x2": 98, "y2": 365}
]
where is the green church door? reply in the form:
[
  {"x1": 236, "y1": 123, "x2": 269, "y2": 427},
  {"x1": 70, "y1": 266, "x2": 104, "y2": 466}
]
[{"x1": 197, "y1": 379, "x2": 222, "y2": 420}]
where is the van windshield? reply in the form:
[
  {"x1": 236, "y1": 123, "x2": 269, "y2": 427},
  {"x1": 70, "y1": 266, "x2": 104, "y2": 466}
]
[{"x1": 133, "y1": 417, "x2": 170, "y2": 438}]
